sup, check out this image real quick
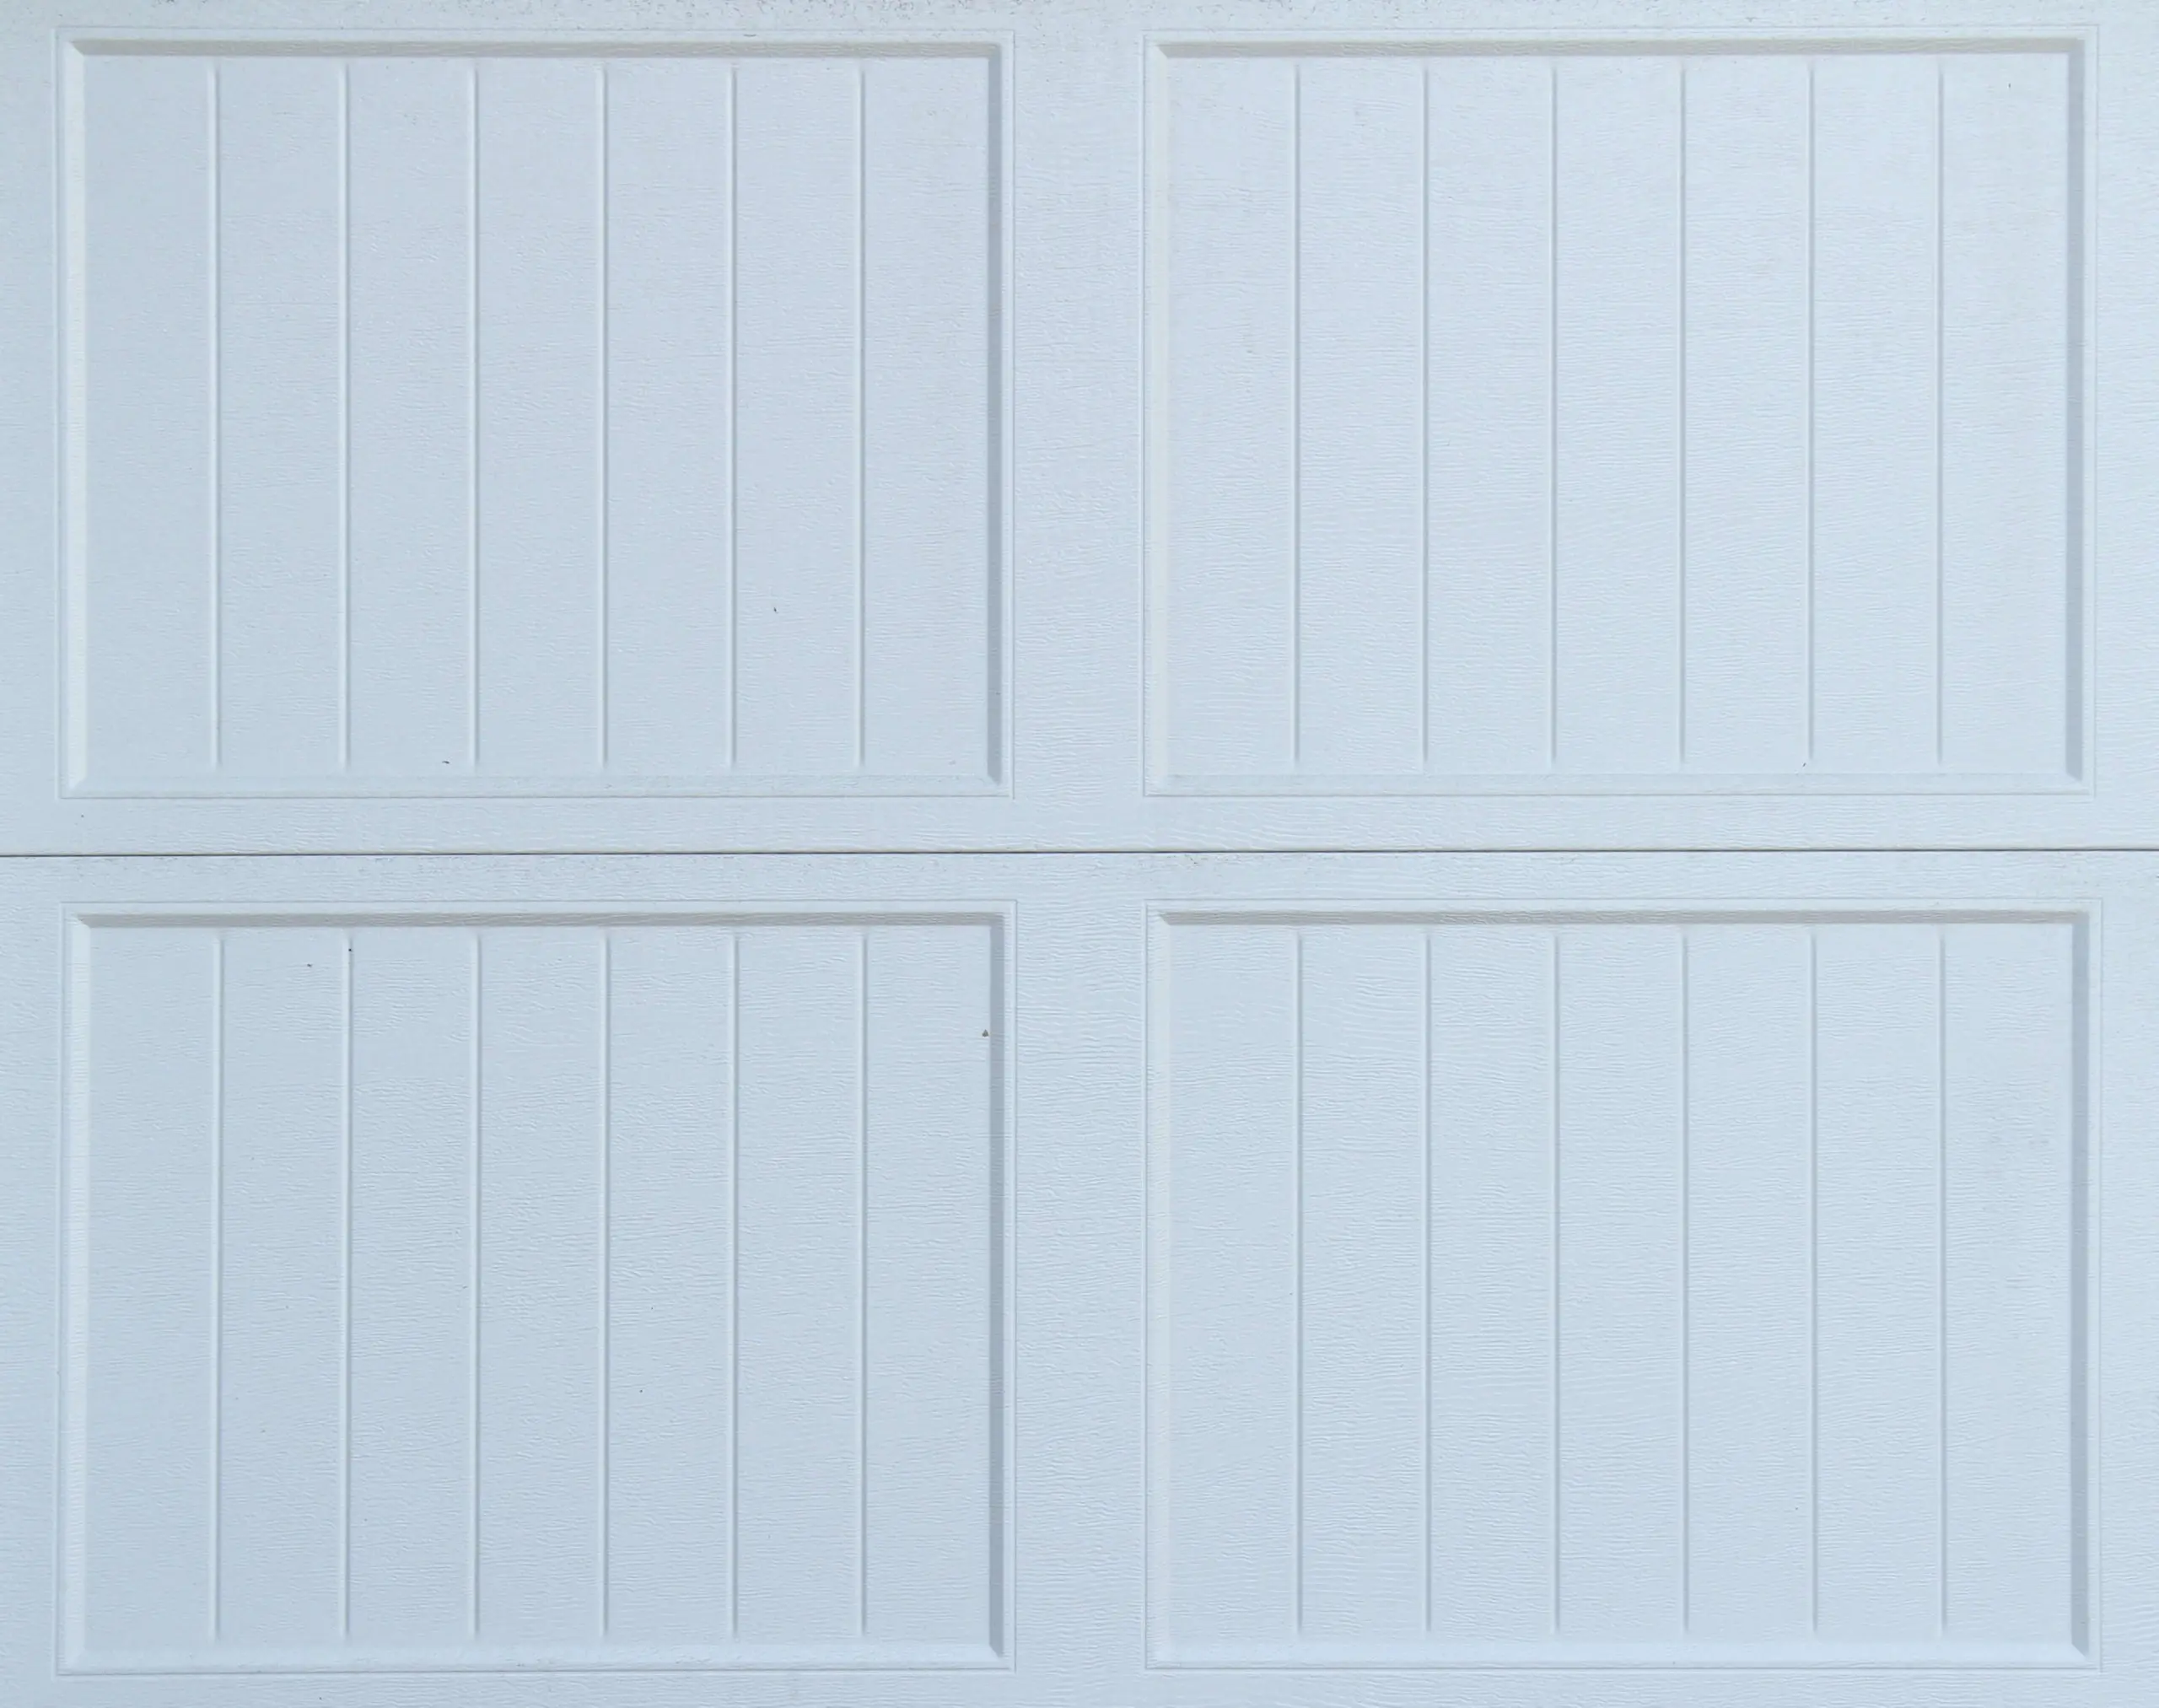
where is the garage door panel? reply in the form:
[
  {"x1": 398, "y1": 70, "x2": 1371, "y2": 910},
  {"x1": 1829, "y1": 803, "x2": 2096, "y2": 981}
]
[
  {"x1": 60, "y1": 904, "x2": 1008, "y2": 1673},
  {"x1": 59, "y1": 37, "x2": 1006, "y2": 801},
  {"x1": 1151, "y1": 38, "x2": 2081, "y2": 795},
  {"x1": 1149, "y1": 903, "x2": 2086, "y2": 1666}
]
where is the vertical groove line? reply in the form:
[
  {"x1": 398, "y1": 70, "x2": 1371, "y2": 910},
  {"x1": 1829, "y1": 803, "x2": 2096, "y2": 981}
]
[
  {"x1": 725, "y1": 65, "x2": 740, "y2": 772},
  {"x1": 209, "y1": 932, "x2": 223, "y2": 1639},
  {"x1": 855, "y1": 62, "x2": 868, "y2": 772},
  {"x1": 467, "y1": 61, "x2": 481, "y2": 769},
  {"x1": 1678, "y1": 931, "x2": 1690, "y2": 1632},
  {"x1": 1943, "y1": 58, "x2": 1960, "y2": 768},
  {"x1": 1289, "y1": 62, "x2": 1302, "y2": 771},
  {"x1": 1292, "y1": 929, "x2": 1304, "y2": 1635},
  {"x1": 1807, "y1": 930, "x2": 1819, "y2": 1635},
  {"x1": 208, "y1": 62, "x2": 222, "y2": 770},
  {"x1": 1677, "y1": 63, "x2": 1688, "y2": 768},
  {"x1": 1547, "y1": 62, "x2": 1559, "y2": 770},
  {"x1": 1805, "y1": 59, "x2": 1817, "y2": 765},
  {"x1": 1419, "y1": 63, "x2": 1431, "y2": 773},
  {"x1": 599, "y1": 932, "x2": 611, "y2": 1632},
  {"x1": 728, "y1": 935, "x2": 741, "y2": 1638},
  {"x1": 596, "y1": 65, "x2": 610, "y2": 771},
  {"x1": 1421, "y1": 929, "x2": 1433, "y2": 1633},
  {"x1": 468, "y1": 932, "x2": 482, "y2": 1637},
  {"x1": 1549, "y1": 929, "x2": 1561, "y2": 1633},
  {"x1": 338, "y1": 62, "x2": 351, "y2": 773},
  {"x1": 1938, "y1": 927, "x2": 1949, "y2": 1633},
  {"x1": 858, "y1": 929, "x2": 870, "y2": 1635},
  {"x1": 339, "y1": 929, "x2": 353, "y2": 1639}
]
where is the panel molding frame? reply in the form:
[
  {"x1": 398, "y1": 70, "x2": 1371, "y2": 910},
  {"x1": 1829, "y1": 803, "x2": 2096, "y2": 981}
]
[
  {"x1": 55, "y1": 899, "x2": 1016, "y2": 1677},
  {"x1": 1141, "y1": 898, "x2": 2097, "y2": 1669},
  {"x1": 52, "y1": 29, "x2": 1016, "y2": 802},
  {"x1": 1139, "y1": 29, "x2": 2098, "y2": 800}
]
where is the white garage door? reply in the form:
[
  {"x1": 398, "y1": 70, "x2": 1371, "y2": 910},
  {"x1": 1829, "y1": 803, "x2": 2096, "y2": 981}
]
[{"x1": 1, "y1": 2, "x2": 2154, "y2": 1706}]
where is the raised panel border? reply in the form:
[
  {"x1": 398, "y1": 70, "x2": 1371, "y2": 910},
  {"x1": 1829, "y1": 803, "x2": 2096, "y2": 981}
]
[
  {"x1": 55, "y1": 30, "x2": 1015, "y2": 802},
  {"x1": 1140, "y1": 30, "x2": 2097, "y2": 800},
  {"x1": 1141, "y1": 899, "x2": 2096, "y2": 1668},
  {"x1": 57, "y1": 901, "x2": 1015, "y2": 1676}
]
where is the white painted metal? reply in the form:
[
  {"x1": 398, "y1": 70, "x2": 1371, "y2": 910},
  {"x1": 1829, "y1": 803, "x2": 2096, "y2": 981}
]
[
  {"x1": 1, "y1": 0, "x2": 2153, "y2": 849},
  {"x1": 0, "y1": 852, "x2": 2147, "y2": 1707}
]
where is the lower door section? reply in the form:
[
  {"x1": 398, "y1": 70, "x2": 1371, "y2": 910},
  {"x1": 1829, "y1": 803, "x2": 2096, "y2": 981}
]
[{"x1": 0, "y1": 854, "x2": 2150, "y2": 1708}]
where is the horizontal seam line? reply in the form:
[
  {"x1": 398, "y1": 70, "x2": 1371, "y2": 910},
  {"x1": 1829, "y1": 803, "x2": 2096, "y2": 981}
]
[{"x1": 0, "y1": 845, "x2": 2150, "y2": 859}]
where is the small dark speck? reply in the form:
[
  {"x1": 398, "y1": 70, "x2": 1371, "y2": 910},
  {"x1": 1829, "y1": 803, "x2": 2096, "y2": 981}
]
[{"x1": 980, "y1": 1029, "x2": 989, "y2": 1037}]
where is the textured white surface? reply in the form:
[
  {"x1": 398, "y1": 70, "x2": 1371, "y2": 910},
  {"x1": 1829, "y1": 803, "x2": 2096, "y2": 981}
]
[{"x1": 3, "y1": 0, "x2": 2157, "y2": 1705}]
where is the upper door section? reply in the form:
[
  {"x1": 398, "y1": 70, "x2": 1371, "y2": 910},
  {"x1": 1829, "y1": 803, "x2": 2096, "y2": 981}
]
[{"x1": 3, "y1": 0, "x2": 2156, "y2": 851}]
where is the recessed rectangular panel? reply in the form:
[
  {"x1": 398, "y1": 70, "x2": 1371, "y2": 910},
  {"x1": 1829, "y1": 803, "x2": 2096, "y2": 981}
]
[
  {"x1": 62, "y1": 909, "x2": 1006, "y2": 1672},
  {"x1": 1150, "y1": 40, "x2": 2082, "y2": 795},
  {"x1": 1149, "y1": 908, "x2": 2085, "y2": 1666},
  {"x1": 63, "y1": 41, "x2": 1004, "y2": 799}
]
